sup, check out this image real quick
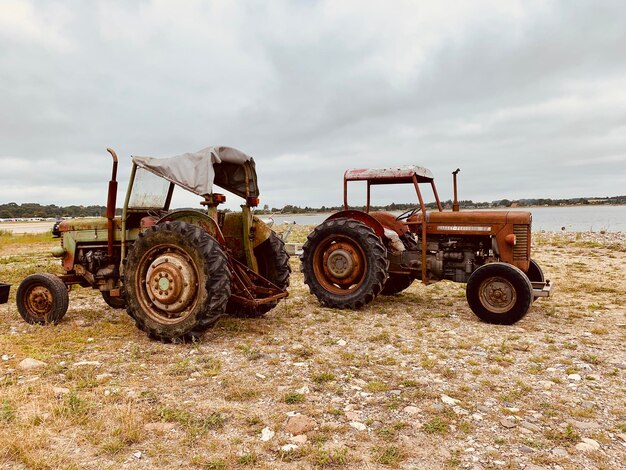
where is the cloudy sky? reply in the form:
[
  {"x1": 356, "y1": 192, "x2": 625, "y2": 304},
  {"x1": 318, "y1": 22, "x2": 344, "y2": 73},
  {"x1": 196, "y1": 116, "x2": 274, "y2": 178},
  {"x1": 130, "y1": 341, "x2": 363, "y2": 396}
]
[{"x1": 1, "y1": 0, "x2": 625, "y2": 210}]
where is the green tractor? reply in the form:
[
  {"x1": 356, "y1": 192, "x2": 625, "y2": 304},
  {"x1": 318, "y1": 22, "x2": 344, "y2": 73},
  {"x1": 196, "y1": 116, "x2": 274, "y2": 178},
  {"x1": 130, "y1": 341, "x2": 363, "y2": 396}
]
[{"x1": 16, "y1": 147, "x2": 290, "y2": 341}]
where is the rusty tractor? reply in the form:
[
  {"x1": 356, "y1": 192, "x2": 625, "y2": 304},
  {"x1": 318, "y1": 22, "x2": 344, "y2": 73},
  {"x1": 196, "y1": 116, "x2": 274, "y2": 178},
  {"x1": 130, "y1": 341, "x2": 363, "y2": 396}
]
[
  {"x1": 301, "y1": 167, "x2": 552, "y2": 324},
  {"x1": 16, "y1": 147, "x2": 290, "y2": 340}
]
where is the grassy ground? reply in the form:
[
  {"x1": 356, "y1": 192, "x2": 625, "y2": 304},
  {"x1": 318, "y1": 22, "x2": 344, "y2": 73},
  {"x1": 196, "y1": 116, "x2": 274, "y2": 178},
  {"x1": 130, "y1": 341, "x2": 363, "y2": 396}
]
[{"x1": 1, "y1": 229, "x2": 625, "y2": 469}]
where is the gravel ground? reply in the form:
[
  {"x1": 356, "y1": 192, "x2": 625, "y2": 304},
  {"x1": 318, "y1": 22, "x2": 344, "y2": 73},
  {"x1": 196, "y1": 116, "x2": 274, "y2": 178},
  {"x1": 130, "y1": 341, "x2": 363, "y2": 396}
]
[{"x1": 0, "y1": 231, "x2": 625, "y2": 469}]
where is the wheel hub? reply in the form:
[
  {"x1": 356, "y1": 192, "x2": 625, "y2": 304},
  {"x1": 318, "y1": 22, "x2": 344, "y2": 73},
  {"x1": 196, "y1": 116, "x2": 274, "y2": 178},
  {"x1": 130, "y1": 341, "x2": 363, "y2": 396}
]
[
  {"x1": 27, "y1": 286, "x2": 53, "y2": 316},
  {"x1": 480, "y1": 277, "x2": 516, "y2": 313},
  {"x1": 146, "y1": 252, "x2": 198, "y2": 314},
  {"x1": 326, "y1": 249, "x2": 354, "y2": 279}
]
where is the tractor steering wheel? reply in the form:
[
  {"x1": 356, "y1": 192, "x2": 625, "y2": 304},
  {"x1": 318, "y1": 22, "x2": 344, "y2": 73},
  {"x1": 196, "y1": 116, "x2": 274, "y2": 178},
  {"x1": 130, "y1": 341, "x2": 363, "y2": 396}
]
[{"x1": 396, "y1": 207, "x2": 420, "y2": 221}]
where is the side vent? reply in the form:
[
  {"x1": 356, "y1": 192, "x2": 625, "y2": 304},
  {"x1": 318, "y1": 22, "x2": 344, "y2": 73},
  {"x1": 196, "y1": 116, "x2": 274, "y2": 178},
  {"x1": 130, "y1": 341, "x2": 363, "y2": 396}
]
[{"x1": 513, "y1": 224, "x2": 530, "y2": 261}]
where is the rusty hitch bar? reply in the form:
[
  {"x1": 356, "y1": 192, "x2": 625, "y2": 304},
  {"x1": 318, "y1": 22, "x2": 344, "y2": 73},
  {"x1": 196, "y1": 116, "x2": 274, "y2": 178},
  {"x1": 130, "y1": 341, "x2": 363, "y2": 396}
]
[
  {"x1": 228, "y1": 255, "x2": 288, "y2": 307},
  {"x1": 106, "y1": 148, "x2": 119, "y2": 258}
]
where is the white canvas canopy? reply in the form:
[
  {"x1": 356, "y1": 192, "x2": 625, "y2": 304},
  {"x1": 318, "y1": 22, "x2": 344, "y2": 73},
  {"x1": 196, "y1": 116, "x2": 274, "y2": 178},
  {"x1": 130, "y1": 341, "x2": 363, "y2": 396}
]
[{"x1": 132, "y1": 146, "x2": 256, "y2": 197}]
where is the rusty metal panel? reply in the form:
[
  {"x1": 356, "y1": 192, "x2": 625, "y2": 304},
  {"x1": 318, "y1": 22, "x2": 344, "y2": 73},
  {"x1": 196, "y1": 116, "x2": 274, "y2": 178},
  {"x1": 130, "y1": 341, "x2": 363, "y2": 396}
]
[{"x1": 344, "y1": 166, "x2": 434, "y2": 184}]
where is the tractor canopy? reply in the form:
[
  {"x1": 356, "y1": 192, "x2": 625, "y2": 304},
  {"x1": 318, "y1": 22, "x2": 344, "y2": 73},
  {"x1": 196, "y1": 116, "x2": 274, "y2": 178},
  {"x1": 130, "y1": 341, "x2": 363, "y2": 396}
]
[
  {"x1": 344, "y1": 166, "x2": 434, "y2": 184},
  {"x1": 132, "y1": 146, "x2": 259, "y2": 199}
]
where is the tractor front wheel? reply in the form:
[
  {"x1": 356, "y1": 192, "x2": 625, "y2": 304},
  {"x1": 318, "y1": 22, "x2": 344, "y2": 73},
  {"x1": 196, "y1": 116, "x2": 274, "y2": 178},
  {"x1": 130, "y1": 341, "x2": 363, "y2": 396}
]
[
  {"x1": 466, "y1": 262, "x2": 533, "y2": 325},
  {"x1": 16, "y1": 273, "x2": 69, "y2": 324},
  {"x1": 301, "y1": 218, "x2": 388, "y2": 309},
  {"x1": 124, "y1": 221, "x2": 231, "y2": 341}
]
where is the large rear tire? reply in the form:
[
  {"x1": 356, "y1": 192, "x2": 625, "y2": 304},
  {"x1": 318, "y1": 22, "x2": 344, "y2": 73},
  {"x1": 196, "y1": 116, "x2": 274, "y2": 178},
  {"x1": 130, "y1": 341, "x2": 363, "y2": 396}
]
[
  {"x1": 301, "y1": 218, "x2": 388, "y2": 309},
  {"x1": 124, "y1": 221, "x2": 231, "y2": 341},
  {"x1": 466, "y1": 262, "x2": 533, "y2": 325},
  {"x1": 227, "y1": 232, "x2": 291, "y2": 317},
  {"x1": 16, "y1": 273, "x2": 69, "y2": 324}
]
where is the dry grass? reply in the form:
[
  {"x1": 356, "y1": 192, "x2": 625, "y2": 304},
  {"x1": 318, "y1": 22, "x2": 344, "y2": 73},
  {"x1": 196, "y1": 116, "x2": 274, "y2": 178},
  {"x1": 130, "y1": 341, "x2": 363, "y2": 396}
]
[{"x1": 1, "y1": 230, "x2": 626, "y2": 468}]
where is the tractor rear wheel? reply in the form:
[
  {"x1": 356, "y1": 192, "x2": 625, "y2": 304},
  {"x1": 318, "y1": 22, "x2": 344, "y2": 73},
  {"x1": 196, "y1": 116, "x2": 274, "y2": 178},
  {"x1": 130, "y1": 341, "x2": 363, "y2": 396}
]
[
  {"x1": 227, "y1": 232, "x2": 291, "y2": 317},
  {"x1": 124, "y1": 221, "x2": 231, "y2": 341},
  {"x1": 102, "y1": 291, "x2": 126, "y2": 309},
  {"x1": 301, "y1": 218, "x2": 388, "y2": 309},
  {"x1": 16, "y1": 273, "x2": 69, "y2": 324},
  {"x1": 466, "y1": 262, "x2": 533, "y2": 325}
]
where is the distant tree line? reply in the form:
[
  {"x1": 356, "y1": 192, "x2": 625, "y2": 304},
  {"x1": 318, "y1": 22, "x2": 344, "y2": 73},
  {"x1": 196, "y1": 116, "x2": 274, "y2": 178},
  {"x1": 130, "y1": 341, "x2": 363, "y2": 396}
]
[{"x1": 1, "y1": 195, "x2": 624, "y2": 218}]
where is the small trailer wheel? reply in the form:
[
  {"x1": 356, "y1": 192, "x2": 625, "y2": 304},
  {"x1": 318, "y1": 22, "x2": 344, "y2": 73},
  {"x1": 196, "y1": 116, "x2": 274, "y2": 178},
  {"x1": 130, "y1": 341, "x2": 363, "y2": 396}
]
[
  {"x1": 466, "y1": 263, "x2": 533, "y2": 325},
  {"x1": 16, "y1": 273, "x2": 69, "y2": 324}
]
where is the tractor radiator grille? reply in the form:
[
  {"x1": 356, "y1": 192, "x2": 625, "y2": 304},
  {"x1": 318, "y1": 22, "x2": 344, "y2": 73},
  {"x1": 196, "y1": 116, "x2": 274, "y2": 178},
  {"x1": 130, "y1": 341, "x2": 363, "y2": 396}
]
[{"x1": 513, "y1": 224, "x2": 530, "y2": 261}]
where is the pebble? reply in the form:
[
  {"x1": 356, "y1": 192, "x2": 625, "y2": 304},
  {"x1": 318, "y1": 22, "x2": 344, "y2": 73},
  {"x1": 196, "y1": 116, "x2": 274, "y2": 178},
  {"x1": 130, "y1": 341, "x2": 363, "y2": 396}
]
[
  {"x1": 280, "y1": 444, "x2": 298, "y2": 452},
  {"x1": 551, "y1": 447, "x2": 568, "y2": 457},
  {"x1": 520, "y1": 421, "x2": 540, "y2": 432},
  {"x1": 336, "y1": 339, "x2": 347, "y2": 346},
  {"x1": 345, "y1": 411, "x2": 360, "y2": 421},
  {"x1": 537, "y1": 380, "x2": 554, "y2": 390},
  {"x1": 500, "y1": 418, "x2": 516, "y2": 429},
  {"x1": 132, "y1": 451, "x2": 142, "y2": 459},
  {"x1": 295, "y1": 385, "x2": 309, "y2": 394},
  {"x1": 2, "y1": 354, "x2": 10, "y2": 361},
  {"x1": 285, "y1": 415, "x2": 316, "y2": 435},
  {"x1": 403, "y1": 406, "x2": 420, "y2": 415},
  {"x1": 260, "y1": 427, "x2": 275, "y2": 442},
  {"x1": 518, "y1": 444, "x2": 534, "y2": 454},
  {"x1": 349, "y1": 421, "x2": 367, "y2": 431},
  {"x1": 441, "y1": 394, "x2": 460, "y2": 405},
  {"x1": 567, "y1": 374, "x2": 581, "y2": 381},
  {"x1": 575, "y1": 438, "x2": 600, "y2": 452},
  {"x1": 18, "y1": 358, "x2": 47, "y2": 370},
  {"x1": 255, "y1": 373, "x2": 266, "y2": 379},
  {"x1": 471, "y1": 413, "x2": 483, "y2": 421},
  {"x1": 96, "y1": 373, "x2": 112, "y2": 381},
  {"x1": 571, "y1": 420, "x2": 599, "y2": 430}
]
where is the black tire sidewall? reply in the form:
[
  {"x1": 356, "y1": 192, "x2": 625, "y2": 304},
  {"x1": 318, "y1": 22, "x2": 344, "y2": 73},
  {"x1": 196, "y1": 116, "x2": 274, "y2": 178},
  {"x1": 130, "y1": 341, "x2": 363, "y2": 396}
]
[
  {"x1": 16, "y1": 273, "x2": 69, "y2": 324},
  {"x1": 124, "y1": 221, "x2": 230, "y2": 340},
  {"x1": 302, "y1": 218, "x2": 388, "y2": 309},
  {"x1": 466, "y1": 263, "x2": 533, "y2": 325}
]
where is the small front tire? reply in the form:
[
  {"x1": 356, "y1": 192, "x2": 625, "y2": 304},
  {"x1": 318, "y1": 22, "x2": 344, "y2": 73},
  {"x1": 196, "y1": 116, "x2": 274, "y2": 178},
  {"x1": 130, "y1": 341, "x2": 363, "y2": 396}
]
[
  {"x1": 466, "y1": 262, "x2": 533, "y2": 325},
  {"x1": 16, "y1": 273, "x2": 69, "y2": 324}
]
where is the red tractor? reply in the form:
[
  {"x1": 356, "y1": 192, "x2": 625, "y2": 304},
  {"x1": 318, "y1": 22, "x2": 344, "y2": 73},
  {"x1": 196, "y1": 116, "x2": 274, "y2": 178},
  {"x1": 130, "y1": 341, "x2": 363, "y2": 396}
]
[{"x1": 301, "y1": 166, "x2": 551, "y2": 324}]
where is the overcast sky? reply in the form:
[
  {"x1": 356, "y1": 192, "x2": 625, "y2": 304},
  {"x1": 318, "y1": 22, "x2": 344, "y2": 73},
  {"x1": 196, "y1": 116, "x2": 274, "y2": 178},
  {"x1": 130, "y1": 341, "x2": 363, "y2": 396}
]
[{"x1": 1, "y1": 0, "x2": 625, "y2": 210}]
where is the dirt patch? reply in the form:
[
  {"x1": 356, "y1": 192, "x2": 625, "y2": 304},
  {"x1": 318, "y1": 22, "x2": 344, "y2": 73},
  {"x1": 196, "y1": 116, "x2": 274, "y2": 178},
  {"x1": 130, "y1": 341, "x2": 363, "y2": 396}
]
[{"x1": 1, "y1": 231, "x2": 625, "y2": 469}]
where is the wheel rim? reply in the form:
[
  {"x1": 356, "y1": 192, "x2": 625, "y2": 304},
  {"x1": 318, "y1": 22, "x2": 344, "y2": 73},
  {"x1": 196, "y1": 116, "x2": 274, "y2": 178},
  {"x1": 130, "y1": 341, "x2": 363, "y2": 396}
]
[
  {"x1": 135, "y1": 244, "x2": 199, "y2": 324},
  {"x1": 24, "y1": 285, "x2": 54, "y2": 319},
  {"x1": 312, "y1": 235, "x2": 367, "y2": 294},
  {"x1": 478, "y1": 276, "x2": 516, "y2": 314}
]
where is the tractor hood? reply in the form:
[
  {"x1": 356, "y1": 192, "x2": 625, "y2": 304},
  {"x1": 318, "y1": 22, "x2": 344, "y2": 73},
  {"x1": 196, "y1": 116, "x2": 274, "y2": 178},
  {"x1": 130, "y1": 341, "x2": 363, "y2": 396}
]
[
  {"x1": 132, "y1": 146, "x2": 259, "y2": 199},
  {"x1": 411, "y1": 210, "x2": 531, "y2": 226}
]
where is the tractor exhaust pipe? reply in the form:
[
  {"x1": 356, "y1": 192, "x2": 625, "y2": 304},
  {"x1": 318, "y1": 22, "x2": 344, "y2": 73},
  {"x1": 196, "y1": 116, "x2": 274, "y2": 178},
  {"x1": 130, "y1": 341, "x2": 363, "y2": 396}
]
[
  {"x1": 106, "y1": 148, "x2": 119, "y2": 258},
  {"x1": 452, "y1": 168, "x2": 460, "y2": 212}
]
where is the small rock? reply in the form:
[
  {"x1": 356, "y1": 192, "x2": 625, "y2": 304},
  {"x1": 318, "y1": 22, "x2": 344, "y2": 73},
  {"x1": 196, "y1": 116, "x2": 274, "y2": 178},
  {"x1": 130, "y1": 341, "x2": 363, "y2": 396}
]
[
  {"x1": 520, "y1": 421, "x2": 540, "y2": 432},
  {"x1": 144, "y1": 422, "x2": 176, "y2": 432},
  {"x1": 295, "y1": 385, "x2": 309, "y2": 394},
  {"x1": 500, "y1": 418, "x2": 516, "y2": 429},
  {"x1": 567, "y1": 374, "x2": 581, "y2": 381},
  {"x1": 537, "y1": 380, "x2": 554, "y2": 390},
  {"x1": 87, "y1": 337, "x2": 94, "y2": 343},
  {"x1": 2, "y1": 354, "x2": 10, "y2": 361},
  {"x1": 389, "y1": 389, "x2": 401, "y2": 396},
  {"x1": 337, "y1": 339, "x2": 347, "y2": 346},
  {"x1": 95, "y1": 373, "x2": 112, "y2": 381},
  {"x1": 285, "y1": 415, "x2": 316, "y2": 435},
  {"x1": 280, "y1": 444, "x2": 298, "y2": 452},
  {"x1": 471, "y1": 413, "x2": 483, "y2": 421},
  {"x1": 260, "y1": 427, "x2": 275, "y2": 442},
  {"x1": 403, "y1": 406, "x2": 420, "y2": 415},
  {"x1": 349, "y1": 421, "x2": 367, "y2": 431},
  {"x1": 132, "y1": 451, "x2": 142, "y2": 459},
  {"x1": 255, "y1": 373, "x2": 266, "y2": 379},
  {"x1": 441, "y1": 394, "x2": 460, "y2": 405},
  {"x1": 345, "y1": 411, "x2": 360, "y2": 421},
  {"x1": 617, "y1": 433, "x2": 626, "y2": 443},
  {"x1": 575, "y1": 438, "x2": 600, "y2": 452},
  {"x1": 19, "y1": 358, "x2": 46, "y2": 370},
  {"x1": 290, "y1": 434, "x2": 308, "y2": 444},
  {"x1": 551, "y1": 447, "x2": 568, "y2": 457},
  {"x1": 518, "y1": 444, "x2": 534, "y2": 454},
  {"x1": 52, "y1": 386, "x2": 70, "y2": 396}
]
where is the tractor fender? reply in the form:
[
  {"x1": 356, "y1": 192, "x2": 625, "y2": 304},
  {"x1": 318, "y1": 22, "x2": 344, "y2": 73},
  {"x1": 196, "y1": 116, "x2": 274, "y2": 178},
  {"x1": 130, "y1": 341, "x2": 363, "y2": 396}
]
[
  {"x1": 368, "y1": 211, "x2": 410, "y2": 237},
  {"x1": 157, "y1": 210, "x2": 225, "y2": 244},
  {"x1": 325, "y1": 210, "x2": 386, "y2": 239}
]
